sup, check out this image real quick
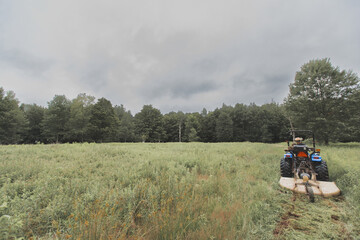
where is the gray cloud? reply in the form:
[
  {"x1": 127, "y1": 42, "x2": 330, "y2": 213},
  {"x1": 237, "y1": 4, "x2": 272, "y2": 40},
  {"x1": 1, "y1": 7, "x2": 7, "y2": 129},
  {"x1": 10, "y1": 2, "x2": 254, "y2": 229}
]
[
  {"x1": 0, "y1": 49, "x2": 52, "y2": 76},
  {"x1": 0, "y1": 0, "x2": 359, "y2": 113},
  {"x1": 145, "y1": 77, "x2": 219, "y2": 100}
]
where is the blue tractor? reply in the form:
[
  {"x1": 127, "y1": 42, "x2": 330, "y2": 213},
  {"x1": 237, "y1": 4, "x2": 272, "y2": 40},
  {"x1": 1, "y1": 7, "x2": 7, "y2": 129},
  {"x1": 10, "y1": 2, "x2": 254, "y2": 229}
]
[
  {"x1": 279, "y1": 130, "x2": 339, "y2": 202},
  {"x1": 281, "y1": 130, "x2": 329, "y2": 181}
]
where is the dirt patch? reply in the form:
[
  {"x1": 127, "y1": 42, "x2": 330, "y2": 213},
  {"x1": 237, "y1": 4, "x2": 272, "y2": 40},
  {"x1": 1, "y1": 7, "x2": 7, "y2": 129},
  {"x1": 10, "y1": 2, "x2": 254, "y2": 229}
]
[
  {"x1": 275, "y1": 192, "x2": 353, "y2": 239},
  {"x1": 323, "y1": 199, "x2": 353, "y2": 239},
  {"x1": 273, "y1": 204, "x2": 299, "y2": 237}
]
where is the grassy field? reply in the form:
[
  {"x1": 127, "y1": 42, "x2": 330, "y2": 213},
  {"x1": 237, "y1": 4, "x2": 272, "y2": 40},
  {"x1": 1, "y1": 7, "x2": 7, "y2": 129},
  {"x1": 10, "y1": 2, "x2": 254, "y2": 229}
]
[{"x1": 0, "y1": 142, "x2": 359, "y2": 239}]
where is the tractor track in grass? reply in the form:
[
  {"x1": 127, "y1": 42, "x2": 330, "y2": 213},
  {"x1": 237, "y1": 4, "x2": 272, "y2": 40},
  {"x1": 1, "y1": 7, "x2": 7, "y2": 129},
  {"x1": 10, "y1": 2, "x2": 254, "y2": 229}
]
[{"x1": 273, "y1": 193, "x2": 353, "y2": 239}]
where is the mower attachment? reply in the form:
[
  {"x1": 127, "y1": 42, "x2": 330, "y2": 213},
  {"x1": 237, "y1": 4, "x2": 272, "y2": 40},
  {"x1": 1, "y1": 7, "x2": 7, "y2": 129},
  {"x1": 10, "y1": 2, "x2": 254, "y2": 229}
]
[{"x1": 279, "y1": 177, "x2": 341, "y2": 198}]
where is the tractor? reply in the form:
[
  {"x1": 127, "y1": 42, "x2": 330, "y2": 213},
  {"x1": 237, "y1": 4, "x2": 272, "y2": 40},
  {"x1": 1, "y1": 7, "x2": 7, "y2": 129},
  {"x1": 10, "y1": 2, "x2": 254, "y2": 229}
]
[{"x1": 279, "y1": 130, "x2": 340, "y2": 202}]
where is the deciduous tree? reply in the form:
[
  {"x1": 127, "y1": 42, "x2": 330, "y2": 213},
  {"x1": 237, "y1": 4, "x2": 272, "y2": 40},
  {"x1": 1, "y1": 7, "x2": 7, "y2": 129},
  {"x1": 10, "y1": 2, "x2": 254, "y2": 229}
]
[
  {"x1": 184, "y1": 113, "x2": 201, "y2": 142},
  {"x1": 66, "y1": 93, "x2": 95, "y2": 142},
  {"x1": 285, "y1": 58, "x2": 359, "y2": 144}
]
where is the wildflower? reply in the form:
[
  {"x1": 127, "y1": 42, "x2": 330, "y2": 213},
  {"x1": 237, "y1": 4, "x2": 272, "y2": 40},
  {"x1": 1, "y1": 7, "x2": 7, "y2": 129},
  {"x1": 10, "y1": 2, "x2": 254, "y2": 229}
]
[
  {"x1": 84, "y1": 220, "x2": 89, "y2": 226},
  {"x1": 65, "y1": 234, "x2": 72, "y2": 239}
]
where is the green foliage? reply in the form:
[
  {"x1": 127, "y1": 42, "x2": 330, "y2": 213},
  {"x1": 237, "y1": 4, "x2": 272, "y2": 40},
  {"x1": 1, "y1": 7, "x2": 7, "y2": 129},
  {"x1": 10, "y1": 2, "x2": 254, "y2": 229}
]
[
  {"x1": 215, "y1": 111, "x2": 233, "y2": 142},
  {"x1": 163, "y1": 111, "x2": 185, "y2": 142},
  {"x1": 285, "y1": 58, "x2": 360, "y2": 144},
  {"x1": 134, "y1": 105, "x2": 164, "y2": 142},
  {"x1": 66, "y1": 93, "x2": 95, "y2": 142},
  {"x1": 88, "y1": 98, "x2": 119, "y2": 142},
  {"x1": 199, "y1": 109, "x2": 221, "y2": 142},
  {"x1": 184, "y1": 113, "x2": 201, "y2": 142},
  {"x1": 0, "y1": 88, "x2": 27, "y2": 144},
  {"x1": 114, "y1": 105, "x2": 136, "y2": 142},
  {"x1": 22, "y1": 104, "x2": 45, "y2": 144},
  {"x1": 260, "y1": 103, "x2": 289, "y2": 143},
  {"x1": 42, "y1": 95, "x2": 71, "y2": 143}
]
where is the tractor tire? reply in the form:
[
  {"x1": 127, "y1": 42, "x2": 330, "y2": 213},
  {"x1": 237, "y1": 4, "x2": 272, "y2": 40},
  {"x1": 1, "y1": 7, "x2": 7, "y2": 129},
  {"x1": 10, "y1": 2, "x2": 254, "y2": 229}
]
[
  {"x1": 315, "y1": 160, "x2": 329, "y2": 181},
  {"x1": 280, "y1": 158, "x2": 293, "y2": 177}
]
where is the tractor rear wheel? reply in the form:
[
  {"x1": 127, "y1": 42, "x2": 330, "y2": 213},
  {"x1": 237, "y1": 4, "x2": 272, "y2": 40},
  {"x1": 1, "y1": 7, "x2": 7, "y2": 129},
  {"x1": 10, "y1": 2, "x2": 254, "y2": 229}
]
[
  {"x1": 315, "y1": 160, "x2": 329, "y2": 181},
  {"x1": 280, "y1": 158, "x2": 293, "y2": 177}
]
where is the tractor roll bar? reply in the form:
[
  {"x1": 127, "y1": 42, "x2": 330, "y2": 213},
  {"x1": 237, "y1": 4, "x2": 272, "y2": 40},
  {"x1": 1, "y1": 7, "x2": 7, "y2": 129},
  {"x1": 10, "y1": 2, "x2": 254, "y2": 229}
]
[{"x1": 288, "y1": 130, "x2": 316, "y2": 148}]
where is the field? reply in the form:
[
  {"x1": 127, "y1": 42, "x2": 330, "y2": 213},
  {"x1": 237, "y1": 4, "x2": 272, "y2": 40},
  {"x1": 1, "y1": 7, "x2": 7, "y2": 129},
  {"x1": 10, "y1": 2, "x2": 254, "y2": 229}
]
[{"x1": 0, "y1": 142, "x2": 359, "y2": 239}]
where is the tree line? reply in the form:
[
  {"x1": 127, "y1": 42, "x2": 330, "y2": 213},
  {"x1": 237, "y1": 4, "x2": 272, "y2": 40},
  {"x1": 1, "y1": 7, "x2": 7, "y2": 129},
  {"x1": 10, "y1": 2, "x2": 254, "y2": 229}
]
[
  {"x1": 1, "y1": 58, "x2": 359, "y2": 144},
  {"x1": 0, "y1": 89, "x2": 289, "y2": 144}
]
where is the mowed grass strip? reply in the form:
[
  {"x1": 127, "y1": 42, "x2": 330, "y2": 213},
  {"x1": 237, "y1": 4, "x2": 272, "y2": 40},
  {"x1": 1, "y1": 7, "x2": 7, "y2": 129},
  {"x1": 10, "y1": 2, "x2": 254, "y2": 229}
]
[{"x1": 0, "y1": 142, "x2": 359, "y2": 239}]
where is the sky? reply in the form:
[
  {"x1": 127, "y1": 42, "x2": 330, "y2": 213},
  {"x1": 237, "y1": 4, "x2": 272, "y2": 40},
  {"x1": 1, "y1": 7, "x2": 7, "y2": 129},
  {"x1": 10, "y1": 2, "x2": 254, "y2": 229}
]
[{"x1": 1, "y1": 0, "x2": 359, "y2": 114}]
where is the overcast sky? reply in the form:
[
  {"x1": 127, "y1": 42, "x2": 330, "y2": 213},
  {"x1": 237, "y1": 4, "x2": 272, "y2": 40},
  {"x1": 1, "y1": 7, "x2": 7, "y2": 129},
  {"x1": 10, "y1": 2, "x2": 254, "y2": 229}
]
[{"x1": 1, "y1": 1, "x2": 359, "y2": 113}]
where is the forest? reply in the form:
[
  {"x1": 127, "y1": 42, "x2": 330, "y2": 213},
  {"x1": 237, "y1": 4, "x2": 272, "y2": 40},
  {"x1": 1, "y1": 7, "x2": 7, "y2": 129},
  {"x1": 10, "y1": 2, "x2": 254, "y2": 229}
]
[{"x1": 1, "y1": 58, "x2": 360, "y2": 145}]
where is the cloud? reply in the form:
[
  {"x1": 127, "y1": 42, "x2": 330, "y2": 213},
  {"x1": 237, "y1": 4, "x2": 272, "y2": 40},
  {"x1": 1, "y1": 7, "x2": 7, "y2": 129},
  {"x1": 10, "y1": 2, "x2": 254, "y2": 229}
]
[{"x1": 0, "y1": 0, "x2": 359, "y2": 113}]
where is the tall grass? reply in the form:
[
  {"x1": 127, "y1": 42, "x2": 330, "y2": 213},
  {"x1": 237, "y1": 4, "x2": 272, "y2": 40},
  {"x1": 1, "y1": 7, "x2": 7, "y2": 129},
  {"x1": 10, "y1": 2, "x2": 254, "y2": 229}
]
[{"x1": 0, "y1": 142, "x2": 359, "y2": 239}]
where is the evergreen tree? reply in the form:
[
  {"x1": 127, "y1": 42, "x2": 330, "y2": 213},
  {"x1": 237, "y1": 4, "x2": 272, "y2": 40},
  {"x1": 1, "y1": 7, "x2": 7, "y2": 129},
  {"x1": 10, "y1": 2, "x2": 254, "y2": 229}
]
[
  {"x1": 216, "y1": 111, "x2": 233, "y2": 142},
  {"x1": 0, "y1": 88, "x2": 27, "y2": 144},
  {"x1": 42, "y1": 95, "x2": 71, "y2": 143},
  {"x1": 134, "y1": 105, "x2": 164, "y2": 142},
  {"x1": 259, "y1": 103, "x2": 288, "y2": 143},
  {"x1": 22, "y1": 104, "x2": 45, "y2": 143},
  {"x1": 88, "y1": 98, "x2": 119, "y2": 142},
  {"x1": 245, "y1": 104, "x2": 263, "y2": 142},
  {"x1": 199, "y1": 110, "x2": 218, "y2": 142},
  {"x1": 114, "y1": 105, "x2": 135, "y2": 142},
  {"x1": 232, "y1": 104, "x2": 248, "y2": 142}
]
